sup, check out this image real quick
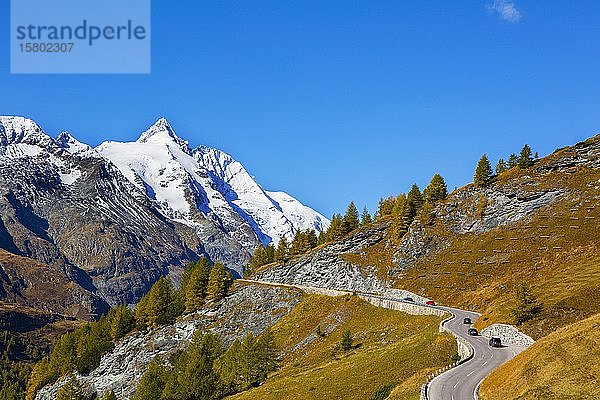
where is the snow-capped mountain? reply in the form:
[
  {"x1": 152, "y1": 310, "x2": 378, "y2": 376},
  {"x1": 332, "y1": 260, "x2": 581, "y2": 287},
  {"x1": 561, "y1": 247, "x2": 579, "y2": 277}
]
[
  {"x1": 0, "y1": 116, "x2": 328, "y2": 310},
  {"x1": 96, "y1": 118, "x2": 329, "y2": 246}
]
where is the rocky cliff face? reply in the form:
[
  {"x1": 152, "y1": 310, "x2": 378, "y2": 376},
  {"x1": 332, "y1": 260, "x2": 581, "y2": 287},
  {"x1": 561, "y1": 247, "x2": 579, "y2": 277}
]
[
  {"x1": 35, "y1": 284, "x2": 302, "y2": 400},
  {"x1": 255, "y1": 224, "x2": 390, "y2": 293}
]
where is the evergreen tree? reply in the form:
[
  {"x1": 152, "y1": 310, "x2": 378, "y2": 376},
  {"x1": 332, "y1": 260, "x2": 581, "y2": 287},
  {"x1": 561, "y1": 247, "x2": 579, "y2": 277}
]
[
  {"x1": 56, "y1": 376, "x2": 85, "y2": 400},
  {"x1": 510, "y1": 283, "x2": 543, "y2": 325},
  {"x1": 360, "y1": 207, "x2": 372, "y2": 226},
  {"x1": 389, "y1": 194, "x2": 407, "y2": 240},
  {"x1": 135, "y1": 276, "x2": 182, "y2": 329},
  {"x1": 246, "y1": 245, "x2": 274, "y2": 278},
  {"x1": 342, "y1": 201, "x2": 360, "y2": 234},
  {"x1": 495, "y1": 158, "x2": 508, "y2": 174},
  {"x1": 290, "y1": 230, "x2": 309, "y2": 256},
  {"x1": 326, "y1": 214, "x2": 345, "y2": 242},
  {"x1": 317, "y1": 230, "x2": 327, "y2": 246},
  {"x1": 306, "y1": 229, "x2": 318, "y2": 249},
  {"x1": 376, "y1": 196, "x2": 395, "y2": 219},
  {"x1": 418, "y1": 200, "x2": 435, "y2": 226},
  {"x1": 215, "y1": 331, "x2": 277, "y2": 393},
  {"x1": 264, "y1": 244, "x2": 275, "y2": 263},
  {"x1": 423, "y1": 174, "x2": 447, "y2": 203},
  {"x1": 101, "y1": 390, "x2": 118, "y2": 400},
  {"x1": 508, "y1": 153, "x2": 519, "y2": 168},
  {"x1": 133, "y1": 357, "x2": 169, "y2": 400},
  {"x1": 206, "y1": 263, "x2": 232, "y2": 302},
  {"x1": 109, "y1": 305, "x2": 135, "y2": 340},
  {"x1": 274, "y1": 236, "x2": 289, "y2": 262},
  {"x1": 162, "y1": 332, "x2": 224, "y2": 400},
  {"x1": 75, "y1": 320, "x2": 113, "y2": 374},
  {"x1": 474, "y1": 154, "x2": 492, "y2": 187},
  {"x1": 518, "y1": 144, "x2": 534, "y2": 168},
  {"x1": 340, "y1": 330, "x2": 353, "y2": 352},
  {"x1": 183, "y1": 258, "x2": 211, "y2": 313},
  {"x1": 404, "y1": 184, "x2": 423, "y2": 221}
]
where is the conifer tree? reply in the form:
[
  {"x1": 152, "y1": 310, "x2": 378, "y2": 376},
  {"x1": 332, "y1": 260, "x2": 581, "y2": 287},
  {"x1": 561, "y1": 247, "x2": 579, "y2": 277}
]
[
  {"x1": 360, "y1": 207, "x2": 372, "y2": 226},
  {"x1": 390, "y1": 194, "x2": 407, "y2": 240},
  {"x1": 102, "y1": 390, "x2": 118, "y2": 400},
  {"x1": 56, "y1": 376, "x2": 85, "y2": 400},
  {"x1": 404, "y1": 184, "x2": 423, "y2": 221},
  {"x1": 184, "y1": 259, "x2": 211, "y2": 313},
  {"x1": 306, "y1": 229, "x2": 318, "y2": 249},
  {"x1": 162, "y1": 332, "x2": 224, "y2": 400},
  {"x1": 290, "y1": 230, "x2": 309, "y2": 256},
  {"x1": 423, "y1": 174, "x2": 447, "y2": 203},
  {"x1": 326, "y1": 214, "x2": 345, "y2": 242},
  {"x1": 376, "y1": 196, "x2": 395, "y2": 219},
  {"x1": 342, "y1": 201, "x2": 360, "y2": 234},
  {"x1": 518, "y1": 144, "x2": 534, "y2": 168},
  {"x1": 474, "y1": 154, "x2": 492, "y2": 187},
  {"x1": 317, "y1": 230, "x2": 327, "y2": 245},
  {"x1": 135, "y1": 276, "x2": 181, "y2": 329},
  {"x1": 510, "y1": 283, "x2": 543, "y2": 325},
  {"x1": 215, "y1": 331, "x2": 277, "y2": 393},
  {"x1": 206, "y1": 263, "x2": 232, "y2": 302},
  {"x1": 274, "y1": 236, "x2": 289, "y2": 262},
  {"x1": 495, "y1": 158, "x2": 508, "y2": 174},
  {"x1": 109, "y1": 305, "x2": 135, "y2": 340},
  {"x1": 340, "y1": 330, "x2": 353, "y2": 352},
  {"x1": 508, "y1": 153, "x2": 519, "y2": 168},
  {"x1": 264, "y1": 243, "x2": 275, "y2": 262},
  {"x1": 418, "y1": 200, "x2": 435, "y2": 225},
  {"x1": 133, "y1": 357, "x2": 169, "y2": 400}
]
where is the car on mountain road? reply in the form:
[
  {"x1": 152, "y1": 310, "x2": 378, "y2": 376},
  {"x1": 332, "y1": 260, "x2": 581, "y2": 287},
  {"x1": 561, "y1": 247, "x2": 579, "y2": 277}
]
[
  {"x1": 489, "y1": 336, "x2": 502, "y2": 347},
  {"x1": 426, "y1": 300, "x2": 436, "y2": 306},
  {"x1": 467, "y1": 328, "x2": 478, "y2": 336},
  {"x1": 463, "y1": 317, "x2": 472, "y2": 324},
  {"x1": 403, "y1": 297, "x2": 414, "y2": 302}
]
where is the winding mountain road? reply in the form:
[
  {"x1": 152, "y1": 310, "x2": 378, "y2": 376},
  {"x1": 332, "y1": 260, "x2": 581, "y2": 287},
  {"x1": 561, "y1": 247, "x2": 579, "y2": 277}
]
[
  {"x1": 237, "y1": 279, "x2": 527, "y2": 400},
  {"x1": 427, "y1": 307, "x2": 527, "y2": 400}
]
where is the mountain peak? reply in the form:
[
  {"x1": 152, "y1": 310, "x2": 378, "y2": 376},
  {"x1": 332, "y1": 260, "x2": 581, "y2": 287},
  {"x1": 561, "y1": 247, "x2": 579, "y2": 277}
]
[
  {"x1": 0, "y1": 116, "x2": 53, "y2": 147},
  {"x1": 136, "y1": 118, "x2": 190, "y2": 151},
  {"x1": 56, "y1": 131, "x2": 92, "y2": 154}
]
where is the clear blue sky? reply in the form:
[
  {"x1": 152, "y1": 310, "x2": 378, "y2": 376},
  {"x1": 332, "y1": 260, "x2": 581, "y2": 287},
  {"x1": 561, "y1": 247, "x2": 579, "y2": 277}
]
[{"x1": 1, "y1": 1, "x2": 599, "y2": 217}]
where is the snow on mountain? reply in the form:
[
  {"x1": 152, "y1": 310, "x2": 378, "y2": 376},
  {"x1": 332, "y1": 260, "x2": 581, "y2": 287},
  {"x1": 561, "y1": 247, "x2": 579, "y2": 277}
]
[
  {"x1": 0, "y1": 117, "x2": 83, "y2": 185},
  {"x1": 266, "y1": 191, "x2": 329, "y2": 233},
  {"x1": 56, "y1": 131, "x2": 92, "y2": 154},
  {"x1": 0, "y1": 116, "x2": 53, "y2": 147},
  {"x1": 95, "y1": 118, "x2": 329, "y2": 246},
  {"x1": 0, "y1": 115, "x2": 328, "y2": 274},
  {"x1": 194, "y1": 145, "x2": 329, "y2": 244}
]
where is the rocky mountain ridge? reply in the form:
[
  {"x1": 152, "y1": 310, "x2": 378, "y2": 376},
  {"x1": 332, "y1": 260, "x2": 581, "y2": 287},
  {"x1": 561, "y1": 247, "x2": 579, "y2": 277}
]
[{"x1": 0, "y1": 116, "x2": 327, "y2": 314}]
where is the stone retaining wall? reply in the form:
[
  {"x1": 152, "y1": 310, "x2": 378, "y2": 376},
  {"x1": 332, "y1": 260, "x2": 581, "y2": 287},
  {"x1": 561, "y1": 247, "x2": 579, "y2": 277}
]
[{"x1": 480, "y1": 323, "x2": 534, "y2": 346}]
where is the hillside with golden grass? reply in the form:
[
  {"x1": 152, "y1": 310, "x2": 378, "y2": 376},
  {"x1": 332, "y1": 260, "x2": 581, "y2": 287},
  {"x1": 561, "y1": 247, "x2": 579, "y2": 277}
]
[
  {"x1": 479, "y1": 312, "x2": 600, "y2": 399},
  {"x1": 229, "y1": 294, "x2": 456, "y2": 400}
]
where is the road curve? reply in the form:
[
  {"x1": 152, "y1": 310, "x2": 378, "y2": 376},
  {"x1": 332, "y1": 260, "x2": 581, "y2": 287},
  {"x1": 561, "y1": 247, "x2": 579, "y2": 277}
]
[
  {"x1": 427, "y1": 307, "x2": 526, "y2": 400},
  {"x1": 237, "y1": 279, "x2": 525, "y2": 400}
]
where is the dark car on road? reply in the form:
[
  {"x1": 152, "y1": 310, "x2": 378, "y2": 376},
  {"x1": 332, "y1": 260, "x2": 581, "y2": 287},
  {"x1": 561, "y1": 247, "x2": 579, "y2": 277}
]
[
  {"x1": 463, "y1": 317, "x2": 472, "y2": 324},
  {"x1": 489, "y1": 336, "x2": 502, "y2": 347},
  {"x1": 403, "y1": 297, "x2": 414, "y2": 302},
  {"x1": 467, "y1": 328, "x2": 478, "y2": 336},
  {"x1": 426, "y1": 300, "x2": 436, "y2": 306}
]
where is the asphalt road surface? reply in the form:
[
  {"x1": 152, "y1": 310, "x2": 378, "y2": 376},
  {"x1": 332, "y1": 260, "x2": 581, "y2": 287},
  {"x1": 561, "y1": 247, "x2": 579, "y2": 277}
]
[{"x1": 427, "y1": 307, "x2": 526, "y2": 400}]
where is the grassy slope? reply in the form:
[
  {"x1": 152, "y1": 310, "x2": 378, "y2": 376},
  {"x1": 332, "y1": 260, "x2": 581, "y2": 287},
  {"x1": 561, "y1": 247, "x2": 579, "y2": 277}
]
[
  {"x1": 480, "y1": 312, "x2": 600, "y2": 400},
  {"x1": 401, "y1": 164, "x2": 600, "y2": 338},
  {"x1": 341, "y1": 138, "x2": 600, "y2": 339},
  {"x1": 229, "y1": 294, "x2": 456, "y2": 400}
]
